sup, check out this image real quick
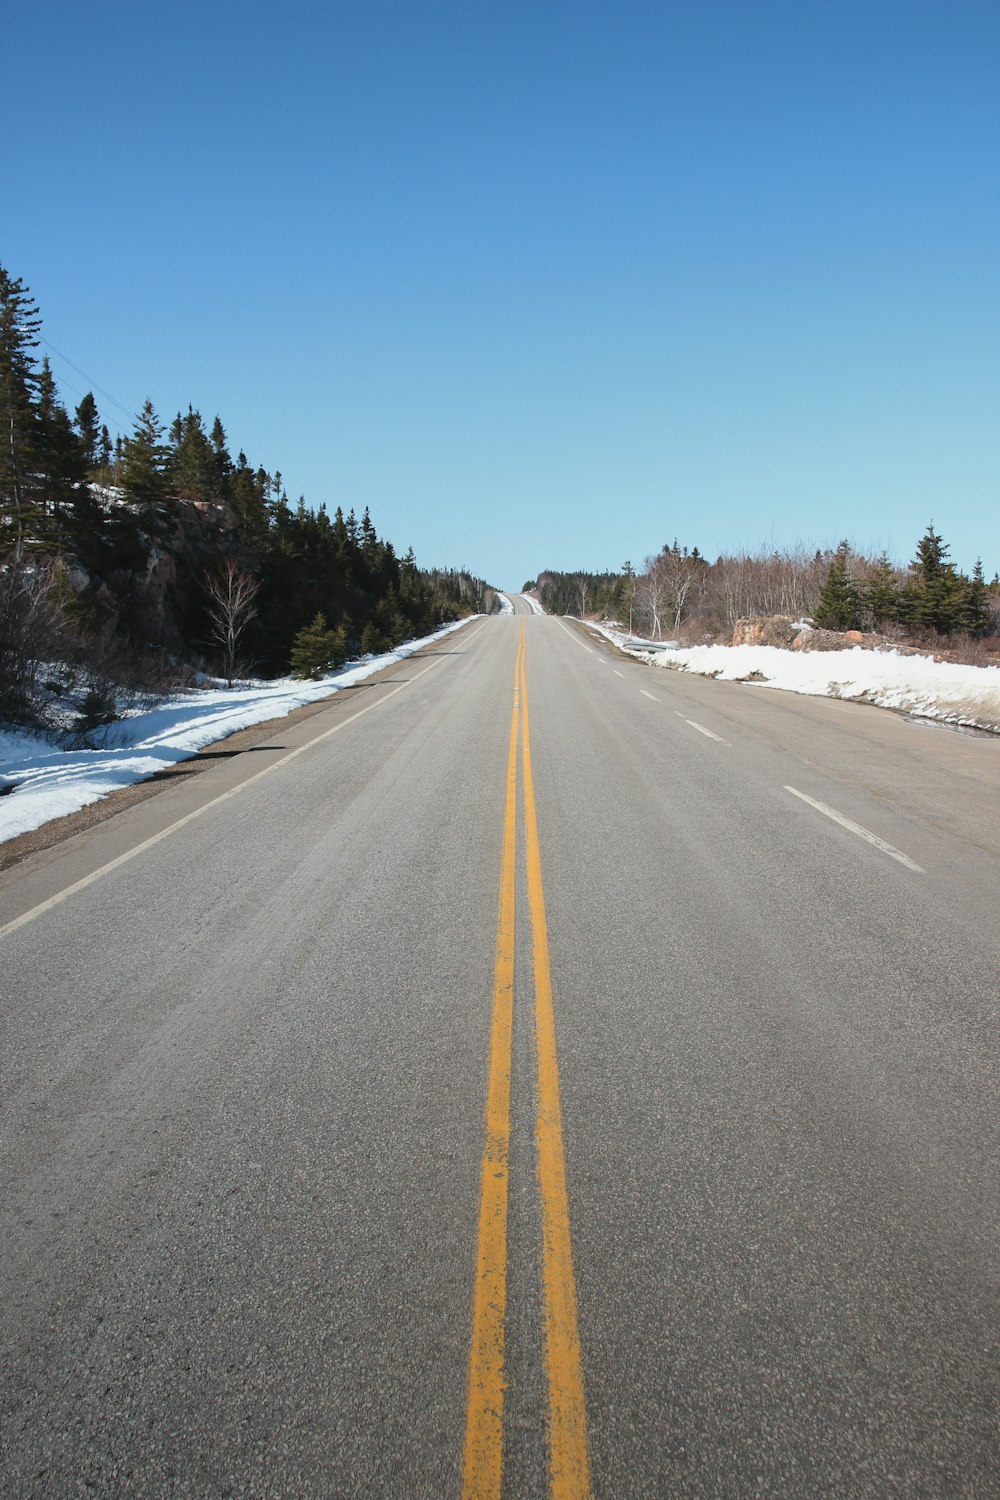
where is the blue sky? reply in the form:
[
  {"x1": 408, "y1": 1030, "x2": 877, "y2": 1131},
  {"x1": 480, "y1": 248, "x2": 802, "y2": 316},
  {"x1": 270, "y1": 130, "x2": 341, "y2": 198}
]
[{"x1": 5, "y1": 1, "x2": 998, "y2": 588}]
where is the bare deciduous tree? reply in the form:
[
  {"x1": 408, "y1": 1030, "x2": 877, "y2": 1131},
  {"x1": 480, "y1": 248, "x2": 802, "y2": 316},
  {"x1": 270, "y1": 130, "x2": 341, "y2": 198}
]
[
  {"x1": 0, "y1": 544, "x2": 68, "y2": 724},
  {"x1": 203, "y1": 560, "x2": 259, "y2": 687}
]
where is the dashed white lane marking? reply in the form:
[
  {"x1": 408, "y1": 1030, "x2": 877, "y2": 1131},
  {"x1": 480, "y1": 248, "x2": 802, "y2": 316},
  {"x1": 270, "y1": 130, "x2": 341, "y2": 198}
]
[
  {"x1": 784, "y1": 786, "x2": 925, "y2": 873},
  {"x1": 614, "y1": 670, "x2": 624, "y2": 678},
  {"x1": 684, "y1": 719, "x2": 729, "y2": 744},
  {"x1": 639, "y1": 690, "x2": 659, "y2": 701}
]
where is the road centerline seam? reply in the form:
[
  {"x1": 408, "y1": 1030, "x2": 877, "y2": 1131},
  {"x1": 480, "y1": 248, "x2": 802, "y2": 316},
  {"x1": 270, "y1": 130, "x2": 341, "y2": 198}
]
[
  {"x1": 519, "y1": 644, "x2": 592, "y2": 1499},
  {"x1": 464, "y1": 622, "x2": 592, "y2": 1499},
  {"x1": 463, "y1": 627, "x2": 523, "y2": 1500}
]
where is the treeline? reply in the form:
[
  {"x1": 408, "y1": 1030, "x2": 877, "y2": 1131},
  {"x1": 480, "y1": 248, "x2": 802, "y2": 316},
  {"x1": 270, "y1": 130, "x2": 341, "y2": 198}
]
[
  {"x1": 532, "y1": 531, "x2": 999, "y2": 645},
  {"x1": 1, "y1": 264, "x2": 494, "y2": 732}
]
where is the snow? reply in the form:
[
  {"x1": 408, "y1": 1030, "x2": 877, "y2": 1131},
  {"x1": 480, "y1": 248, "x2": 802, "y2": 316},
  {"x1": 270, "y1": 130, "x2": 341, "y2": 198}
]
[
  {"x1": 0, "y1": 619, "x2": 474, "y2": 845},
  {"x1": 6, "y1": 613, "x2": 997, "y2": 848},
  {"x1": 589, "y1": 623, "x2": 1000, "y2": 734},
  {"x1": 523, "y1": 594, "x2": 545, "y2": 616},
  {"x1": 496, "y1": 593, "x2": 514, "y2": 614}
]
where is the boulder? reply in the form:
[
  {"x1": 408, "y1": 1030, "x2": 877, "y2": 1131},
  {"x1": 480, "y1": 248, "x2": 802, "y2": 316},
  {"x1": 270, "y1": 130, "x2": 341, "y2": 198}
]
[{"x1": 732, "y1": 615, "x2": 798, "y2": 648}]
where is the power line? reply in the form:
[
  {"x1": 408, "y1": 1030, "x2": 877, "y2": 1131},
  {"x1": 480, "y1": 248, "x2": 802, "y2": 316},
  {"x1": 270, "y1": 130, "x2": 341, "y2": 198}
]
[
  {"x1": 38, "y1": 365, "x2": 130, "y2": 440},
  {"x1": 39, "y1": 337, "x2": 138, "y2": 427}
]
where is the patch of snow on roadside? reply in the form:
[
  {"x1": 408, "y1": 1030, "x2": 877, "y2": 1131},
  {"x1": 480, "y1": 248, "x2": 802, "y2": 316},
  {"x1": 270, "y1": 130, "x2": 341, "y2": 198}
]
[
  {"x1": 589, "y1": 624, "x2": 1000, "y2": 732},
  {"x1": 0, "y1": 618, "x2": 475, "y2": 843}
]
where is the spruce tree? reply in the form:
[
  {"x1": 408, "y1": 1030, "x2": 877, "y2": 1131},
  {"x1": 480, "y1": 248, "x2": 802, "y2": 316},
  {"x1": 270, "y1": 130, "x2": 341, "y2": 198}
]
[
  {"x1": 0, "y1": 264, "x2": 43, "y2": 541},
  {"x1": 121, "y1": 398, "x2": 171, "y2": 518},
  {"x1": 812, "y1": 541, "x2": 862, "y2": 630},
  {"x1": 290, "y1": 611, "x2": 346, "y2": 678},
  {"x1": 966, "y1": 559, "x2": 991, "y2": 638},
  {"x1": 74, "y1": 393, "x2": 100, "y2": 469},
  {"x1": 862, "y1": 552, "x2": 900, "y2": 632},
  {"x1": 209, "y1": 416, "x2": 231, "y2": 498},
  {"x1": 904, "y1": 523, "x2": 969, "y2": 634},
  {"x1": 169, "y1": 406, "x2": 216, "y2": 503},
  {"x1": 35, "y1": 357, "x2": 89, "y2": 541}
]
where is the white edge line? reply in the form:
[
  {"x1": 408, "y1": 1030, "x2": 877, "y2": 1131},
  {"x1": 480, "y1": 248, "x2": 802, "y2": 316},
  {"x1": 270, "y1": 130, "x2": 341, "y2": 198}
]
[
  {"x1": 784, "y1": 786, "x2": 925, "y2": 873},
  {"x1": 554, "y1": 617, "x2": 593, "y2": 653},
  {"x1": 1, "y1": 653, "x2": 450, "y2": 940}
]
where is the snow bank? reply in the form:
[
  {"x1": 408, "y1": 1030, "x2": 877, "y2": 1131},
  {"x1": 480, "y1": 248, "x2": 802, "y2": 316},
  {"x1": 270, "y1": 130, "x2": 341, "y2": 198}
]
[
  {"x1": 0, "y1": 618, "x2": 474, "y2": 844},
  {"x1": 592, "y1": 625, "x2": 1000, "y2": 733}
]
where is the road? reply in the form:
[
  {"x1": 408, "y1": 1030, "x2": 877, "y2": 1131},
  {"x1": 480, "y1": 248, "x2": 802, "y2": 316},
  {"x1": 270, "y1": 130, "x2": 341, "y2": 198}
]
[{"x1": 2, "y1": 611, "x2": 998, "y2": 1498}]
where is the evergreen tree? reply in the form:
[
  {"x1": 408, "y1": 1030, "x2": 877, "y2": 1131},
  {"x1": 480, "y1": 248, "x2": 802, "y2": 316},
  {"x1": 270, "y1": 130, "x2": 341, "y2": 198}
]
[
  {"x1": 0, "y1": 264, "x2": 43, "y2": 541},
  {"x1": 290, "y1": 610, "x2": 346, "y2": 678},
  {"x1": 74, "y1": 392, "x2": 100, "y2": 469},
  {"x1": 34, "y1": 357, "x2": 89, "y2": 539},
  {"x1": 209, "y1": 415, "x2": 231, "y2": 496},
  {"x1": 812, "y1": 542, "x2": 863, "y2": 630},
  {"x1": 121, "y1": 398, "x2": 170, "y2": 517},
  {"x1": 901, "y1": 523, "x2": 969, "y2": 634},
  {"x1": 229, "y1": 452, "x2": 271, "y2": 545},
  {"x1": 169, "y1": 406, "x2": 216, "y2": 503},
  {"x1": 966, "y1": 558, "x2": 991, "y2": 638},
  {"x1": 862, "y1": 552, "x2": 900, "y2": 632}
]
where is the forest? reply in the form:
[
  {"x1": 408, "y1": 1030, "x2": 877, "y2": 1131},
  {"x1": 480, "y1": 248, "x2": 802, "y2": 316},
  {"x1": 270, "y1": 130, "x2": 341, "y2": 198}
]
[
  {"x1": 4, "y1": 259, "x2": 997, "y2": 747},
  {"x1": 530, "y1": 528, "x2": 999, "y2": 651},
  {"x1": 0, "y1": 265, "x2": 495, "y2": 737}
]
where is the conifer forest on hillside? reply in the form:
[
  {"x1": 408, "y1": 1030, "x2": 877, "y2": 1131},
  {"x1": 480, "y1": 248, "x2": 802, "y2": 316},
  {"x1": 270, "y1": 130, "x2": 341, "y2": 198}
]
[
  {"x1": 1, "y1": 265, "x2": 496, "y2": 737},
  {"x1": 3, "y1": 262, "x2": 998, "y2": 744}
]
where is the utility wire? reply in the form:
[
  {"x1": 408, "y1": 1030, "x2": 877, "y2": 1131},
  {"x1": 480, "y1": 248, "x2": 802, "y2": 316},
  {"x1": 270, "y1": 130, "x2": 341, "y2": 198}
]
[
  {"x1": 39, "y1": 337, "x2": 138, "y2": 427},
  {"x1": 40, "y1": 366, "x2": 130, "y2": 440}
]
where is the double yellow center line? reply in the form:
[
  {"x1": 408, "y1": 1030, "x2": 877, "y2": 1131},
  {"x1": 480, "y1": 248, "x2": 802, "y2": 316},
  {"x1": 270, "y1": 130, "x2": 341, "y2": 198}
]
[{"x1": 463, "y1": 621, "x2": 590, "y2": 1500}]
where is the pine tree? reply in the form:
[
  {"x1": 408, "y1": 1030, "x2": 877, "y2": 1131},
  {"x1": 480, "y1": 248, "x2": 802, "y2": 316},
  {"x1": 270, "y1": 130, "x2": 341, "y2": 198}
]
[{"x1": 812, "y1": 541, "x2": 862, "y2": 630}]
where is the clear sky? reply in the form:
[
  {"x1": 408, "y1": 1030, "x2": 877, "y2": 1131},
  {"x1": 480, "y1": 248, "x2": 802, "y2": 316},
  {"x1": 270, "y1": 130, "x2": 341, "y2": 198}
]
[{"x1": 5, "y1": 1, "x2": 998, "y2": 588}]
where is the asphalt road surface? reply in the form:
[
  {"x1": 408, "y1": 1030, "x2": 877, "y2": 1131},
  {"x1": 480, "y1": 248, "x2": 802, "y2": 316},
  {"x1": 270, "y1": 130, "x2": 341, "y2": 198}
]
[{"x1": 2, "y1": 612, "x2": 998, "y2": 1498}]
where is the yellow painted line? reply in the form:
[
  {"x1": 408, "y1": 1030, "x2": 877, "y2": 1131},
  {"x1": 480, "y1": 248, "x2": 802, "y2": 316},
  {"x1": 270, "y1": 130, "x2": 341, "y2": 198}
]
[
  {"x1": 463, "y1": 623, "x2": 525, "y2": 1500},
  {"x1": 519, "y1": 648, "x2": 592, "y2": 1500}
]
